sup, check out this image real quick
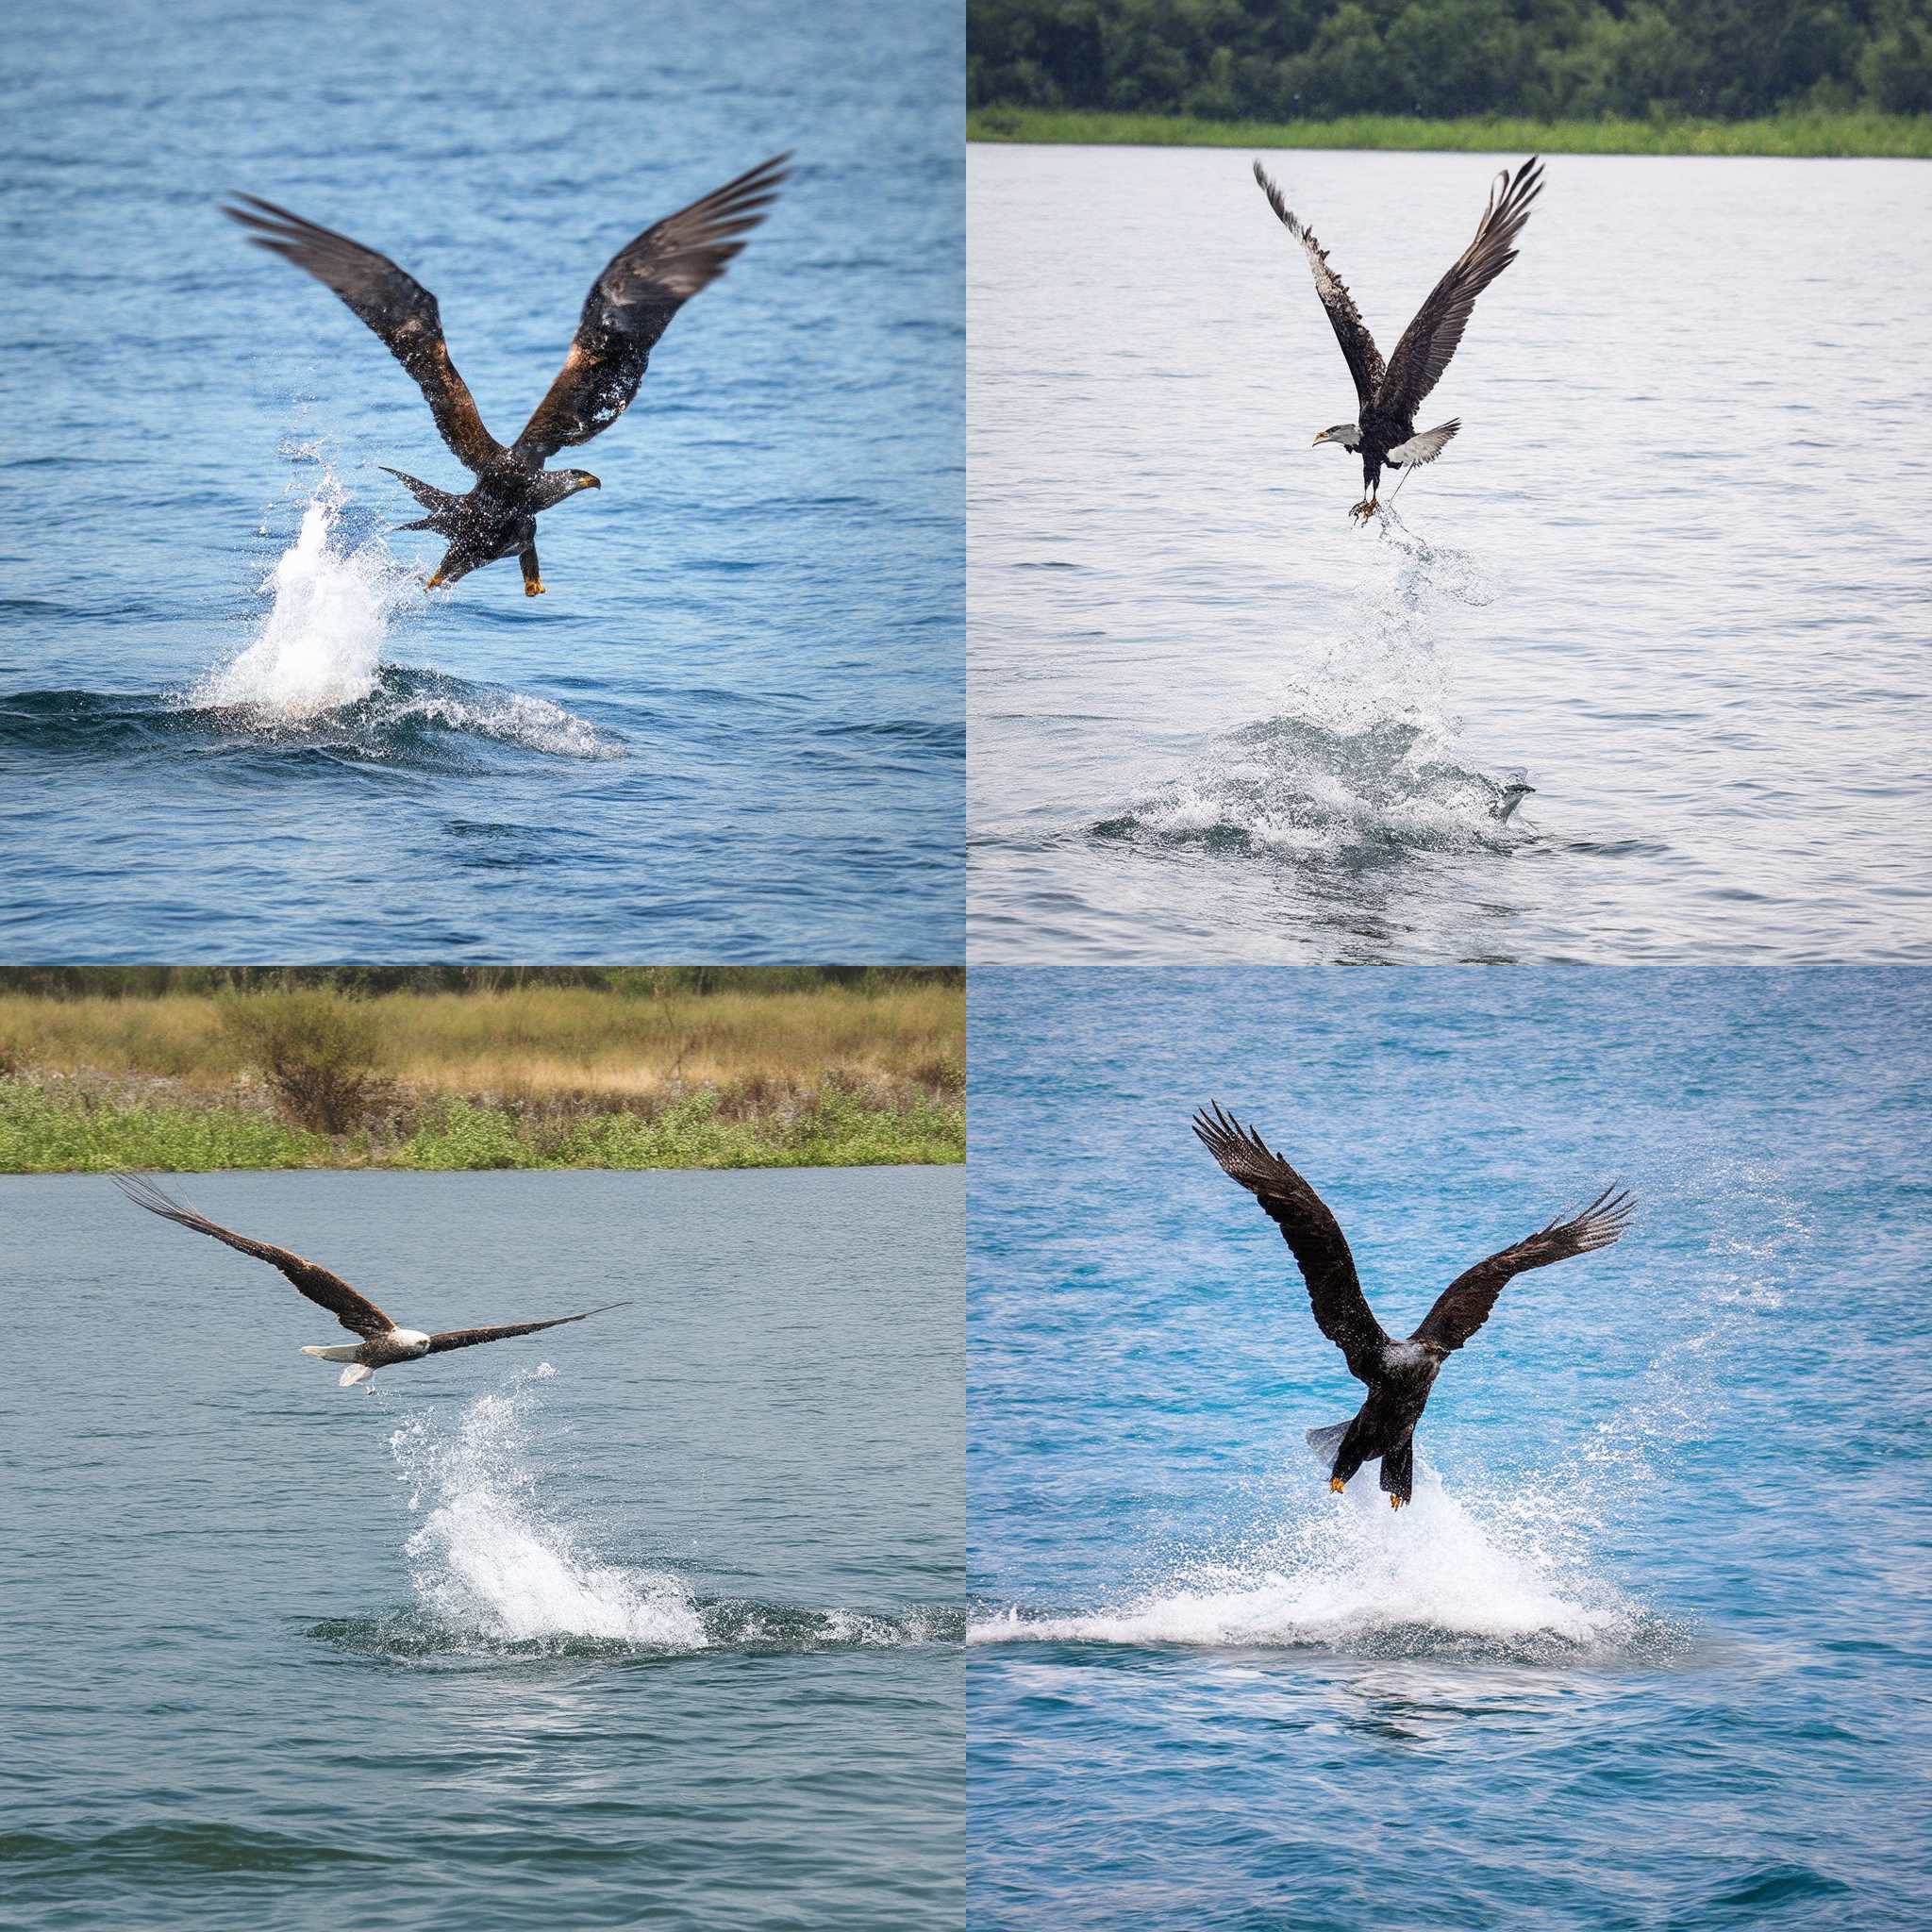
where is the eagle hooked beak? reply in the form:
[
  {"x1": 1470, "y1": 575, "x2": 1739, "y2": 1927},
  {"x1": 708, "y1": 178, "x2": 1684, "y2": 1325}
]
[
  {"x1": 1312, "y1": 429, "x2": 1332, "y2": 445},
  {"x1": 580, "y1": 474, "x2": 602, "y2": 491}
]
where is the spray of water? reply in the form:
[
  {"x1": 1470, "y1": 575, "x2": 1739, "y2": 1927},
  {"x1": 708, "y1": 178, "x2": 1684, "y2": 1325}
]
[
  {"x1": 185, "y1": 471, "x2": 622, "y2": 758},
  {"x1": 1100, "y1": 508, "x2": 1531, "y2": 856},
  {"x1": 390, "y1": 1368, "x2": 707, "y2": 1652},
  {"x1": 195, "y1": 482, "x2": 412, "y2": 719}
]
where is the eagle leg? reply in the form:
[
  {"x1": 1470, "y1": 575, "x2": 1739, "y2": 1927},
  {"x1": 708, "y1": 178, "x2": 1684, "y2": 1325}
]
[
  {"x1": 1329, "y1": 1476, "x2": 1346, "y2": 1494},
  {"x1": 521, "y1": 544, "x2": 545, "y2": 598}
]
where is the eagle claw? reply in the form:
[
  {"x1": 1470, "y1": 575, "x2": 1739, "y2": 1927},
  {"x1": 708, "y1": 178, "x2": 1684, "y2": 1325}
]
[
  {"x1": 525, "y1": 579, "x2": 546, "y2": 597},
  {"x1": 1390, "y1": 1494, "x2": 1405, "y2": 1510},
  {"x1": 1329, "y1": 1477, "x2": 1346, "y2": 1494}
]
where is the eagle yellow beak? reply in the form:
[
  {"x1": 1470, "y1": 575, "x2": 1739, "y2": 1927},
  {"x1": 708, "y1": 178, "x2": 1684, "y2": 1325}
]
[
  {"x1": 1312, "y1": 431, "x2": 1330, "y2": 445},
  {"x1": 582, "y1": 475, "x2": 602, "y2": 491}
]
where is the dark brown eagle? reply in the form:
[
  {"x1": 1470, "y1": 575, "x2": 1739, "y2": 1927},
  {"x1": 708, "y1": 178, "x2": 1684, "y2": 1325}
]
[
  {"x1": 1253, "y1": 155, "x2": 1542, "y2": 522},
  {"x1": 224, "y1": 155, "x2": 789, "y2": 594},
  {"x1": 116, "y1": 1174, "x2": 628, "y2": 1388},
  {"x1": 1193, "y1": 1104, "x2": 1631, "y2": 1507}
]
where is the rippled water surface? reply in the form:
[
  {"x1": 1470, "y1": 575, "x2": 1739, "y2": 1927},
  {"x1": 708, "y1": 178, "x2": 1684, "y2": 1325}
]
[
  {"x1": 1, "y1": 0, "x2": 961, "y2": 960},
  {"x1": 968, "y1": 147, "x2": 1932, "y2": 960},
  {"x1": 0, "y1": 1167, "x2": 963, "y2": 1929},
  {"x1": 967, "y1": 968, "x2": 1929, "y2": 1926}
]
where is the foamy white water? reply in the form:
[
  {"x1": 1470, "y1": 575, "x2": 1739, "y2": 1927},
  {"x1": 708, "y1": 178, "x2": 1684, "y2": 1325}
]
[
  {"x1": 970, "y1": 1465, "x2": 1636, "y2": 1654},
  {"x1": 196, "y1": 490, "x2": 410, "y2": 718},
  {"x1": 392, "y1": 1371, "x2": 707, "y2": 1650}
]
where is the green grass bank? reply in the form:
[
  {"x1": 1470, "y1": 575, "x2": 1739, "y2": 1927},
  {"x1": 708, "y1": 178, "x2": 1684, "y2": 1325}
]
[
  {"x1": 967, "y1": 108, "x2": 1932, "y2": 158},
  {"x1": 0, "y1": 1079, "x2": 964, "y2": 1174}
]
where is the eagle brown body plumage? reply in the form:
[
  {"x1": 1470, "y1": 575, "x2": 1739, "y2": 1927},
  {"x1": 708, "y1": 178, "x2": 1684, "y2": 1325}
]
[
  {"x1": 1192, "y1": 1104, "x2": 1631, "y2": 1506},
  {"x1": 223, "y1": 155, "x2": 789, "y2": 594}
]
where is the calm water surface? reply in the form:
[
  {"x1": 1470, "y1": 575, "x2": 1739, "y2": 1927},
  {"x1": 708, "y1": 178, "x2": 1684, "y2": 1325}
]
[
  {"x1": 968, "y1": 968, "x2": 1929, "y2": 1927},
  {"x1": 969, "y1": 147, "x2": 1932, "y2": 961},
  {"x1": 0, "y1": 1167, "x2": 964, "y2": 1930},
  {"x1": 0, "y1": 0, "x2": 961, "y2": 961}
]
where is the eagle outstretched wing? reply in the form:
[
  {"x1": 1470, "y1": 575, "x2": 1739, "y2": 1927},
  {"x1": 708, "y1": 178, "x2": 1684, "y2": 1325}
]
[
  {"x1": 221, "y1": 194, "x2": 505, "y2": 474},
  {"x1": 425, "y1": 1304, "x2": 630, "y2": 1355},
  {"x1": 1410, "y1": 1186, "x2": 1633, "y2": 1353},
  {"x1": 114, "y1": 1174, "x2": 398, "y2": 1341},
  {"x1": 510, "y1": 154, "x2": 790, "y2": 463},
  {"x1": 1253, "y1": 161, "x2": 1385, "y2": 414},
  {"x1": 1192, "y1": 1104, "x2": 1389, "y2": 1385},
  {"x1": 1375, "y1": 157, "x2": 1543, "y2": 424}
]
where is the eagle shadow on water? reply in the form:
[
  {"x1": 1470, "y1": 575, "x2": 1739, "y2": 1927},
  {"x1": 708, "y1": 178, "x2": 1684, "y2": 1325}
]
[
  {"x1": 1193, "y1": 1104, "x2": 1631, "y2": 1507},
  {"x1": 223, "y1": 155, "x2": 789, "y2": 597},
  {"x1": 1252, "y1": 154, "x2": 1543, "y2": 523}
]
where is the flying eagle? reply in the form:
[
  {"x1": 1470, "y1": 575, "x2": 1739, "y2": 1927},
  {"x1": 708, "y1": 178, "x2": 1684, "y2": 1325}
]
[
  {"x1": 223, "y1": 154, "x2": 789, "y2": 595},
  {"x1": 1192, "y1": 1105, "x2": 1630, "y2": 1507},
  {"x1": 1252, "y1": 155, "x2": 1543, "y2": 522},
  {"x1": 116, "y1": 1174, "x2": 628, "y2": 1387}
]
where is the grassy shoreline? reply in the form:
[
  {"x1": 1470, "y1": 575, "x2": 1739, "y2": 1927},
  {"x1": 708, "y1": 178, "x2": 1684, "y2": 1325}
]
[
  {"x1": 0, "y1": 1078, "x2": 964, "y2": 1173},
  {"x1": 967, "y1": 107, "x2": 1932, "y2": 158},
  {"x1": 0, "y1": 975, "x2": 965, "y2": 1172}
]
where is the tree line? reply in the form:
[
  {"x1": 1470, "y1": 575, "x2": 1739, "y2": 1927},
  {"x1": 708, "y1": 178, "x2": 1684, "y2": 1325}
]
[{"x1": 968, "y1": 0, "x2": 1932, "y2": 121}]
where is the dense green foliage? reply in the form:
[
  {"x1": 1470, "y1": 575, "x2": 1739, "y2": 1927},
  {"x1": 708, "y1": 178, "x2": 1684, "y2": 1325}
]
[{"x1": 969, "y1": 0, "x2": 1932, "y2": 123}]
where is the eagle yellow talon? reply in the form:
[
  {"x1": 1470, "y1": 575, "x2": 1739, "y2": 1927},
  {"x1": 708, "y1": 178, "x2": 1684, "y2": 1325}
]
[
  {"x1": 1330, "y1": 1477, "x2": 1346, "y2": 1494},
  {"x1": 1390, "y1": 1495, "x2": 1405, "y2": 1510},
  {"x1": 425, "y1": 570, "x2": 445, "y2": 590},
  {"x1": 525, "y1": 579, "x2": 546, "y2": 597}
]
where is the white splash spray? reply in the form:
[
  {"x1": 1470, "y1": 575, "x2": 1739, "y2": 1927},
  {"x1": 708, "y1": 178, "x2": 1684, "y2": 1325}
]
[
  {"x1": 970, "y1": 1464, "x2": 1636, "y2": 1657},
  {"x1": 390, "y1": 1369, "x2": 706, "y2": 1651},
  {"x1": 196, "y1": 483, "x2": 415, "y2": 720}
]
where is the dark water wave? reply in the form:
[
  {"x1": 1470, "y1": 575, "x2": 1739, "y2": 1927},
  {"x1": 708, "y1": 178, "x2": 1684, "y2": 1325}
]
[
  {"x1": 308, "y1": 1598, "x2": 965, "y2": 1666},
  {"x1": 0, "y1": 1822, "x2": 374, "y2": 1876},
  {"x1": 0, "y1": 669, "x2": 624, "y2": 772}
]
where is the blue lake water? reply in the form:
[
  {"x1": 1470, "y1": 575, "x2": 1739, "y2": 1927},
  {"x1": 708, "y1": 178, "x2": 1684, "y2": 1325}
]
[
  {"x1": 968, "y1": 147, "x2": 1932, "y2": 961},
  {"x1": 0, "y1": 0, "x2": 961, "y2": 961},
  {"x1": 0, "y1": 1166, "x2": 964, "y2": 1930},
  {"x1": 967, "y1": 968, "x2": 1930, "y2": 1927}
]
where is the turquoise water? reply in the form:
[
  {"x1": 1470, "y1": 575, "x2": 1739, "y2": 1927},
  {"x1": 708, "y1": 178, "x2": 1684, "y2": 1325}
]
[
  {"x1": 0, "y1": 0, "x2": 961, "y2": 960},
  {"x1": 0, "y1": 1168, "x2": 964, "y2": 1929},
  {"x1": 967, "y1": 968, "x2": 1929, "y2": 1927}
]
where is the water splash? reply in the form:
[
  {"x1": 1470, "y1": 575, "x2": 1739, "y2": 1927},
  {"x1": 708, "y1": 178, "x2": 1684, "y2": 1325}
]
[
  {"x1": 195, "y1": 483, "x2": 415, "y2": 720},
  {"x1": 390, "y1": 1370, "x2": 707, "y2": 1653},
  {"x1": 970, "y1": 1466, "x2": 1649, "y2": 1662},
  {"x1": 1094, "y1": 507, "x2": 1532, "y2": 858}
]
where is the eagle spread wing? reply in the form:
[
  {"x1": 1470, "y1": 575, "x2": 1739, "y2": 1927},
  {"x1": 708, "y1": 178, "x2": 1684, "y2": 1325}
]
[
  {"x1": 510, "y1": 154, "x2": 790, "y2": 464},
  {"x1": 1253, "y1": 161, "x2": 1385, "y2": 414},
  {"x1": 1192, "y1": 1104, "x2": 1388, "y2": 1384},
  {"x1": 1410, "y1": 1186, "x2": 1633, "y2": 1352},
  {"x1": 1376, "y1": 156, "x2": 1543, "y2": 424},
  {"x1": 114, "y1": 1174, "x2": 397, "y2": 1340},
  {"x1": 221, "y1": 194, "x2": 505, "y2": 474},
  {"x1": 425, "y1": 1303, "x2": 630, "y2": 1355}
]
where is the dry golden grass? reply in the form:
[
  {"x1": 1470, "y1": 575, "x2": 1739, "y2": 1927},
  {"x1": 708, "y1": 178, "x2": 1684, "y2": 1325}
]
[{"x1": 0, "y1": 980, "x2": 965, "y2": 1108}]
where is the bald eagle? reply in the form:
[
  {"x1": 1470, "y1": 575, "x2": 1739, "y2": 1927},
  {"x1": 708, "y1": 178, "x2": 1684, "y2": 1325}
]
[
  {"x1": 1253, "y1": 155, "x2": 1543, "y2": 522},
  {"x1": 224, "y1": 155, "x2": 788, "y2": 595},
  {"x1": 116, "y1": 1174, "x2": 628, "y2": 1387},
  {"x1": 1192, "y1": 1105, "x2": 1630, "y2": 1507}
]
